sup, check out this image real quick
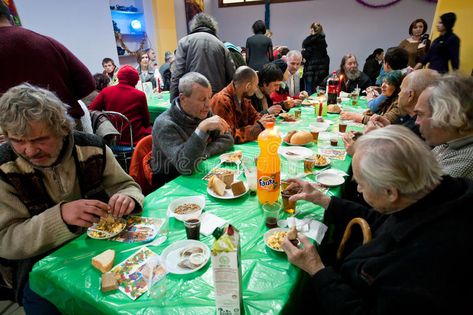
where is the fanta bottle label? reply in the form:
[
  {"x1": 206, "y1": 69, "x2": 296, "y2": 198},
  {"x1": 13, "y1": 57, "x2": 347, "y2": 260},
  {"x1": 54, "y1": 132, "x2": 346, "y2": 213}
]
[{"x1": 258, "y1": 173, "x2": 280, "y2": 191}]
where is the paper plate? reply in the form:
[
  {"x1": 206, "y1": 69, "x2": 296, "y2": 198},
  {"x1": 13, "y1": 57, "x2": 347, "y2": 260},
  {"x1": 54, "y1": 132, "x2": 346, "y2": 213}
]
[
  {"x1": 87, "y1": 217, "x2": 127, "y2": 239},
  {"x1": 316, "y1": 172, "x2": 345, "y2": 186},
  {"x1": 161, "y1": 240, "x2": 210, "y2": 274},
  {"x1": 264, "y1": 228, "x2": 289, "y2": 252},
  {"x1": 207, "y1": 182, "x2": 249, "y2": 200},
  {"x1": 279, "y1": 146, "x2": 313, "y2": 160}
]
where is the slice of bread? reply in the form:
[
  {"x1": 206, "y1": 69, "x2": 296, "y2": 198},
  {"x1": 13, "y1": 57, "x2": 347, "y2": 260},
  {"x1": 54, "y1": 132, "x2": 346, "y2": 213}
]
[
  {"x1": 92, "y1": 249, "x2": 115, "y2": 273},
  {"x1": 231, "y1": 180, "x2": 246, "y2": 196},
  {"x1": 101, "y1": 272, "x2": 118, "y2": 292},
  {"x1": 210, "y1": 175, "x2": 226, "y2": 196},
  {"x1": 217, "y1": 172, "x2": 234, "y2": 189}
]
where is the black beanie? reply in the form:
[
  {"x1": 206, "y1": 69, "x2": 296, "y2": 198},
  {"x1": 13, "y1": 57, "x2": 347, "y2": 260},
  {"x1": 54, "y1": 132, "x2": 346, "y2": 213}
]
[{"x1": 440, "y1": 12, "x2": 456, "y2": 32}]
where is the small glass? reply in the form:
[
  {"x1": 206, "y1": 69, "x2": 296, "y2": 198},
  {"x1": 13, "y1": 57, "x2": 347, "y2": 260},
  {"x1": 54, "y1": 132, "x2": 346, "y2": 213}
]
[
  {"x1": 281, "y1": 192, "x2": 297, "y2": 215},
  {"x1": 339, "y1": 121, "x2": 348, "y2": 133},
  {"x1": 149, "y1": 276, "x2": 167, "y2": 299},
  {"x1": 351, "y1": 88, "x2": 360, "y2": 106},
  {"x1": 330, "y1": 138, "x2": 338, "y2": 146},
  {"x1": 242, "y1": 156, "x2": 257, "y2": 192},
  {"x1": 303, "y1": 158, "x2": 315, "y2": 174},
  {"x1": 310, "y1": 130, "x2": 319, "y2": 142},
  {"x1": 294, "y1": 109, "x2": 301, "y2": 120},
  {"x1": 184, "y1": 218, "x2": 201, "y2": 240},
  {"x1": 262, "y1": 202, "x2": 281, "y2": 229}
]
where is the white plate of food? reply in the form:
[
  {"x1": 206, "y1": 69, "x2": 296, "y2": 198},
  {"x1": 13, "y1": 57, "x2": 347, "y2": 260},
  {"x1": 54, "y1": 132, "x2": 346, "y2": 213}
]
[
  {"x1": 219, "y1": 150, "x2": 242, "y2": 163},
  {"x1": 264, "y1": 228, "x2": 289, "y2": 252},
  {"x1": 313, "y1": 154, "x2": 331, "y2": 167},
  {"x1": 207, "y1": 177, "x2": 249, "y2": 200},
  {"x1": 278, "y1": 146, "x2": 313, "y2": 160},
  {"x1": 316, "y1": 172, "x2": 345, "y2": 186},
  {"x1": 167, "y1": 195, "x2": 205, "y2": 221},
  {"x1": 87, "y1": 216, "x2": 127, "y2": 239},
  {"x1": 278, "y1": 113, "x2": 298, "y2": 122},
  {"x1": 161, "y1": 240, "x2": 210, "y2": 274}
]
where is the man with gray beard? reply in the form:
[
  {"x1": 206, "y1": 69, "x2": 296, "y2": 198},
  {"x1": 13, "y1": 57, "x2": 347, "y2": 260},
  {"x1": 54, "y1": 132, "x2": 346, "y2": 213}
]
[{"x1": 320, "y1": 54, "x2": 371, "y2": 94}]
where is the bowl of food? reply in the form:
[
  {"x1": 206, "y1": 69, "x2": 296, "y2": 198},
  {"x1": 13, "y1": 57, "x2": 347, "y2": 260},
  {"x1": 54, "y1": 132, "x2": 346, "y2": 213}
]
[
  {"x1": 168, "y1": 195, "x2": 205, "y2": 222},
  {"x1": 264, "y1": 228, "x2": 289, "y2": 252},
  {"x1": 87, "y1": 215, "x2": 127, "y2": 239},
  {"x1": 279, "y1": 113, "x2": 297, "y2": 122}
]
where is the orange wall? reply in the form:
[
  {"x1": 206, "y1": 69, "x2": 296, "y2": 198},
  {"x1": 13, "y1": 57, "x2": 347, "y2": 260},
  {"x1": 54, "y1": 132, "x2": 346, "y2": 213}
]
[{"x1": 152, "y1": 0, "x2": 177, "y2": 64}]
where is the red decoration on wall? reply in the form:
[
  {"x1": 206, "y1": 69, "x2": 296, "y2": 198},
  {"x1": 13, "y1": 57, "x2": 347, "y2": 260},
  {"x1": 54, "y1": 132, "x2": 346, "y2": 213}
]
[
  {"x1": 184, "y1": 0, "x2": 204, "y2": 33},
  {"x1": 356, "y1": 0, "x2": 436, "y2": 9}
]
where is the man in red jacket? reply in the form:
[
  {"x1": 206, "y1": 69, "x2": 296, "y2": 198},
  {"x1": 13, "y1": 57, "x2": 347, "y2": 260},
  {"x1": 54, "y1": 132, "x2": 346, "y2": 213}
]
[
  {"x1": 0, "y1": 2, "x2": 94, "y2": 125},
  {"x1": 88, "y1": 65, "x2": 151, "y2": 146}
]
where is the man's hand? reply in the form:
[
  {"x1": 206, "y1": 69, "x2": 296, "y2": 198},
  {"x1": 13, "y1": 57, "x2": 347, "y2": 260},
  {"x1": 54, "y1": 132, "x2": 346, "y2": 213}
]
[
  {"x1": 267, "y1": 105, "x2": 282, "y2": 115},
  {"x1": 286, "y1": 178, "x2": 331, "y2": 209},
  {"x1": 259, "y1": 114, "x2": 275, "y2": 126},
  {"x1": 340, "y1": 111, "x2": 363, "y2": 123},
  {"x1": 299, "y1": 91, "x2": 309, "y2": 99},
  {"x1": 342, "y1": 131, "x2": 356, "y2": 156},
  {"x1": 198, "y1": 115, "x2": 230, "y2": 135},
  {"x1": 281, "y1": 234, "x2": 325, "y2": 276},
  {"x1": 60, "y1": 199, "x2": 110, "y2": 228},
  {"x1": 109, "y1": 193, "x2": 135, "y2": 218},
  {"x1": 364, "y1": 114, "x2": 389, "y2": 133}
]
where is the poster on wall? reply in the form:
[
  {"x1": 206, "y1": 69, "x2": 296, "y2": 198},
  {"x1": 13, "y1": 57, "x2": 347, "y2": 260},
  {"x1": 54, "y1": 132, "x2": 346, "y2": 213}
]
[
  {"x1": 3, "y1": 0, "x2": 21, "y2": 26},
  {"x1": 184, "y1": 0, "x2": 204, "y2": 33}
]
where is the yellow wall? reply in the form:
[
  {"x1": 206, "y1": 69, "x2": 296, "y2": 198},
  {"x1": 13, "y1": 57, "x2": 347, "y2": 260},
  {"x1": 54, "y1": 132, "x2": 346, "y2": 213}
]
[
  {"x1": 431, "y1": 0, "x2": 473, "y2": 74},
  {"x1": 152, "y1": 0, "x2": 177, "y2": 64}
]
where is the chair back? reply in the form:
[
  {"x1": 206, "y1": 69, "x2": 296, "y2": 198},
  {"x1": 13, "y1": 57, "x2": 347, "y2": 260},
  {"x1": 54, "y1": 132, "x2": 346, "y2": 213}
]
[
  {"x1": 102, "y1": 111, "x2": 134, "y2": 172},
  {"x1": 129, "y1": 135, "x2": 154, "y2": 195}
]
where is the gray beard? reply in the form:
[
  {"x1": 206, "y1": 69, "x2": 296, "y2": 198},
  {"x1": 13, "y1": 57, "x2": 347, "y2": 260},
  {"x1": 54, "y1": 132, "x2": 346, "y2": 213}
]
[{"x1": 346, "y1": 69, "x2": 361, "y2": 81}]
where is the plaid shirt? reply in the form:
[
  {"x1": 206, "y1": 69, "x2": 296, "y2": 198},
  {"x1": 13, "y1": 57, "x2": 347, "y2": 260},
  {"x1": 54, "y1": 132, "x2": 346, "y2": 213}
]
[
  {"x1": 210, "y1": 83, "x2": 263, "y2": 143},
  {"x1": 432, "y1": 135, "x2": 473, "y2": 179}
]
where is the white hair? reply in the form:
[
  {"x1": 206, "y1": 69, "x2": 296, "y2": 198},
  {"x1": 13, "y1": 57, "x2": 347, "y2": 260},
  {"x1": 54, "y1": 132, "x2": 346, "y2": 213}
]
[
  {"x1": 286, "y1": 50, "x2": 302, "y2": 60},
  {"x1": 428, "y1": 74, "x2": 473, "y2": 133},
  {"x1": 178, "y1": 72, "x2": 210, "y2": 97},
  {"x1": 353, "y1": 125, "x2": 442, "y2": 196}
]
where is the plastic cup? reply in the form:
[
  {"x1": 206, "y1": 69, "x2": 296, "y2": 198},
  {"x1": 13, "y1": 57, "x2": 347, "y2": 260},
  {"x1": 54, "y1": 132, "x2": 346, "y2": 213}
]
[
  {"x1": 184, "y1": 218, "x2": 200, "y2": 240},
  {"x1": 262, "y1": 202, "x2": 281, "y2": 229},
  {"x1": 243, "y1": 157, "x2": 257, "y2": 192},
  {"x1": 304, "y1": 158, "x2": 315, "y2": 174},
  {"x1": 310, "y1": 130, "x2": 319, "y2": 142},
  {"x1": 330, "y1": 138, "x2": 338, "y2": 146},
  {"x1": 294, "y1": 109, "x2": 301, "y2": 120},
  {"x1": 339, "y1": 122, "x2": 348, "y2": 133},
  {"x1": 281, "y1": 192, "x2": 297, "y2": 215},
  {"x1": 351, "y1": 89, "x2": 360, "y2": 106}
]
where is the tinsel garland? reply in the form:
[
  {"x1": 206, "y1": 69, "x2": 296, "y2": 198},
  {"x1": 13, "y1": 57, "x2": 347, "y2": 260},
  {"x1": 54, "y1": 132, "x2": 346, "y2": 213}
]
[
  {"x1": 356, "y1": 0, "x2": 436, "y2": 8},
  {"x1": 114, "y1": 31, "x2": 147, "y2": 55}
]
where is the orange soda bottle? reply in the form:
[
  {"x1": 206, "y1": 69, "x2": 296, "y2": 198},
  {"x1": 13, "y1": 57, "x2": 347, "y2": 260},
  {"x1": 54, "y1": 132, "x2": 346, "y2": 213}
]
[{"x1": 257, "y1": 121, "x2": 281, "y2": 204}]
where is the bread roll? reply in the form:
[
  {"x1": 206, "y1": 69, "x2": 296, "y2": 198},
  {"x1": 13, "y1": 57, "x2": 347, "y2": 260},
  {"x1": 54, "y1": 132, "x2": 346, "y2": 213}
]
[
  {"x1": 284, "y1": 130, "x2": 297, "y2": 143},
  {"x1": 231, "y1": 180, "x2": 246, "y2": 196},
  {"x1": 290, "y1": 131, "x2": 313, "y2": 145},
  {"x1": 327, "y1": 104, "x2": 341, "y2": 113},
  {"x1": 101, "y1": 272, "x2": 119, "y2": 292},
  {"x1": 92, "y1": 249, "x2": 115, "y2": 273}
]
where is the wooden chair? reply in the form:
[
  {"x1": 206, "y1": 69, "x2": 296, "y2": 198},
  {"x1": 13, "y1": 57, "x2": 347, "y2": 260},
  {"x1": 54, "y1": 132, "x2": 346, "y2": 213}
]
[
  {"x1": 129, "y1": 135, "x2": 154, "y2": 195},
  {"x1": 336, "y1": 217, "x2": 372, "y2": 262}
]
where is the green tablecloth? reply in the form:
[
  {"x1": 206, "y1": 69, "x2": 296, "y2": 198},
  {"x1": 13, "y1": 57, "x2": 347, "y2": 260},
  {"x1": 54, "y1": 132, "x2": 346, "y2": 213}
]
[
  {"x1": 148, "y1": 91, "x2": 171, "y2": 124},
  {"x1": 30, "y1": 100, "x2": 366, "y2": 314}
]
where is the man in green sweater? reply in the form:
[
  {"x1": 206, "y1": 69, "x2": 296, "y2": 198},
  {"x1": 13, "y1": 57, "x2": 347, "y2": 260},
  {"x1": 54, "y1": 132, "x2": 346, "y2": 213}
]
[{"x1": 0, "y1": 84, "x2": 144, "y2": 313}]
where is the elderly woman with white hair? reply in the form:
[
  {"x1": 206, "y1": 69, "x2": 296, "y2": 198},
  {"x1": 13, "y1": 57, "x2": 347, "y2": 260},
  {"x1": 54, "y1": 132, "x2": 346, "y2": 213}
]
[{"x1": 280, "y1": 125, "x2": 473, "y2": 315}]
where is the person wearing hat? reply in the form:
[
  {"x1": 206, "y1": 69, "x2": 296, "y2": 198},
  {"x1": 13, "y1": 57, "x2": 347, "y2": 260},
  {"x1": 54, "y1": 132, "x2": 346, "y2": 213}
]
[
  {"x1": 420, "y1": 12, "x2": 460, "y2": 73},
  {"x1": 88, "y1": 65, "x2": 152, "y2": 146},
  {"x1": 341, "y1": 70, "x2": 404, "y2": 124}
]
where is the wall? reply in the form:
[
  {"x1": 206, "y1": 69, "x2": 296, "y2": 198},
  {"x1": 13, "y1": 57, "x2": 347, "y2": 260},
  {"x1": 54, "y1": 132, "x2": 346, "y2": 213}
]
[
  {"x1": 174, "y1": 0, "x2": 437, "y2": 72},
  {"x1": 15, "y1": 0, "x2": 117, "y2": 74},
  {"x1": 431, "y1": 0, "x2": 473, "y2": 74}
]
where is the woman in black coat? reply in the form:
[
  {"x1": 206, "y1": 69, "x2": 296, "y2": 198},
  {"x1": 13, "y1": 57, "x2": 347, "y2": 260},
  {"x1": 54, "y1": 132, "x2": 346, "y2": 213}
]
[
  {"x1": 301, "y1": 22, "x2": 330, "y2": 95},
  {"x1": 362, "y1": 48, "x2": 384, "y2": 85}
]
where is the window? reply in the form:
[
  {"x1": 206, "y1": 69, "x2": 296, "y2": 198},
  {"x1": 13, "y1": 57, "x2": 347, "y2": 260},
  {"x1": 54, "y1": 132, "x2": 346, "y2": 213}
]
[{"x1": 219, "y1": 0, "x2": 308, "y2": 7}]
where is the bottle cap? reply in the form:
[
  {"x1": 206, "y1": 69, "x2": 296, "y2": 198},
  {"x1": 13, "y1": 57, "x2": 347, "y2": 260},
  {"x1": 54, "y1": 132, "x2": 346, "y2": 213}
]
[{"x1": 265, "y1": 121, "x2": 275, "y2": 128}]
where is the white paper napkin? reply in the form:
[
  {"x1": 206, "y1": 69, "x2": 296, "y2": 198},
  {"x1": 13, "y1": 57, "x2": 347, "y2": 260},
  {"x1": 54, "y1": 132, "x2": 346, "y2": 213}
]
[
  {"x1": 283, "y1": 217, "x2": 328, "y2": 244},
  {"x1": 199, "y1": 212, "x2": 227, "y2": 236}
]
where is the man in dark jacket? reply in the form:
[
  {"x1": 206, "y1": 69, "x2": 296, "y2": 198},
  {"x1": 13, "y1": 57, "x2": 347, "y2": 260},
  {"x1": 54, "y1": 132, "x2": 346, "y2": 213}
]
[
  {"x1": 282, "y1": 125, "x2": 473, "y2": 315},
  {"x1": 170, "y1": 13, "x2": 235, "y2": 99}
]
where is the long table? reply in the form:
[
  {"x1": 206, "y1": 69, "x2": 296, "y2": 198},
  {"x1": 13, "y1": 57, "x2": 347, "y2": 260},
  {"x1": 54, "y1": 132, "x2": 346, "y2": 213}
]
[
  {"x1": 148, "y1": 91, "x2": 171, "y2": 124},
  {"x1": 30, "y1": 99, "x2": 366, "y2": 314}
]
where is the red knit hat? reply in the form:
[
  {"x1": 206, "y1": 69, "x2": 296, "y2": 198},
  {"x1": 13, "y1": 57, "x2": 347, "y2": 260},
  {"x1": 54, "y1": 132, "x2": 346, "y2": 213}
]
[{"x1": 117, "y1": 65, "x2": 139, "y2": 86}]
